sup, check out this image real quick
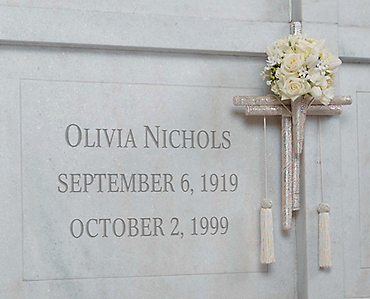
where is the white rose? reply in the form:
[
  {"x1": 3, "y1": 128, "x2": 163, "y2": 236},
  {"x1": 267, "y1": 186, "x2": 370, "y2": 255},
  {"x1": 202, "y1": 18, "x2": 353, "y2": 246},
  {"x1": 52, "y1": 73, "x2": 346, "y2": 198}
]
[
  {"x1": 275, "y1": 69, "x2": 285, "y2": 89},
  {"x1": 281, "y1": 53, "x2": 305, "y2": 75},
  {"x1": 279, "y1": 44, "x2": 291, "y2": 53},
  {"x1": 311, "y1": 86, "x2": 322, "y2": 99},
  {"x1": 281, "y1": 77, "x2": 308, "y2": 101},
  {"x1": 306, "y1": 55, "x2": 319, "y2": 68},
  {"x1": 321, "y1": 51, "x2": 331, "y2": 62},
  {"x1": 310, "y1": 72, "x2": 328, "y2": 89},
  {"x1": 328, "y1": 58, "x2": 342, "y2": 70},
  {"x1": 327, "y1": 75, "x2": 336, "y2": 87},
  {"x1": 311, "y1": 39, "x2": 325, "y2": 55},
  {"x1": 275, "y1": 37, "x2": 288, "y2": 48},
  {"x1": 313, "y1": 87, "x2": 334, "y2": 105},
  {"x1": 288, "y1": 34, "x2": 299, "y2": 46},
  {"x1": 266, "y1": 45, "x2": 274, "y2": 57},
  {"x1": 295, "y1": 39, "x2": 315, "y2": 55},
  {"x1": 271, "y1": 82, "x2": 279, "y2": 95},
  {"x1": 323, "y1": 87, "x2": 335, "y2": 100},
  {"x1": 320, "y1": 97, "x2": 331, "y2": 105}
]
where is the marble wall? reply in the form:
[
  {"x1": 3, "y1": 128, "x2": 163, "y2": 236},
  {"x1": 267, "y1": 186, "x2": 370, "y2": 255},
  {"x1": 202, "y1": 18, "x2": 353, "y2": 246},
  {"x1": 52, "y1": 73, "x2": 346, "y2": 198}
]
[{"x1": 0, "y1": 0, "x2": 369, "y2": 298}]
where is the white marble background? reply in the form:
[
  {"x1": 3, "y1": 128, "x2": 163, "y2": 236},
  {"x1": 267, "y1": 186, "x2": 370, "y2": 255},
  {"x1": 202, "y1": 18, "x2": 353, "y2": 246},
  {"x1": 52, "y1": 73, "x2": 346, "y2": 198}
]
[{"x1": 0, "y1": 0, "x2": 369, "y2": 298}]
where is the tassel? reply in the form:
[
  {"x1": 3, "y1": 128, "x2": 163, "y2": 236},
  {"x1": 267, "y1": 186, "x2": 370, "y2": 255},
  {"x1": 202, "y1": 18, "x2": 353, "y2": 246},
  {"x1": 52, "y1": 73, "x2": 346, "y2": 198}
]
[
  {"x1": 292, "y1": 97, "x2": 309, "y2": 155},
  {"x1": 317, "y1": 203, "x2": 332, "y2": 268},
  {"x1": 260, "y1": 198, "x2": 275, "y2": 264}
]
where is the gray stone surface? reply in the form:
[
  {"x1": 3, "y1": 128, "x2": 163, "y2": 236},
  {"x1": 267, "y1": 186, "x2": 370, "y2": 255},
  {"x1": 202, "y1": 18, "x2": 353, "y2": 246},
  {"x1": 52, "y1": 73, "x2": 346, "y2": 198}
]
[
  {"x1": 0, "y1": 5, "x2": 289, "y2": 55},
  {"x1": 21, "y1": 80, "x2": 265, "y2": 280},
  {"x1": 357, "y1": 92, "x2": 370, "y2": 269},
  {"x1": 0, "y1": 1, "x2": 369, "y2": 298},
  {"x1": 0, "y1": 46, "x2": 295, "y2": 298},
  {"x1": 0, "y1": 0, "x2": 290, "y2": 22},
  {"x1": 340, "y1": 64, "x2": 370, "y2": 298}
]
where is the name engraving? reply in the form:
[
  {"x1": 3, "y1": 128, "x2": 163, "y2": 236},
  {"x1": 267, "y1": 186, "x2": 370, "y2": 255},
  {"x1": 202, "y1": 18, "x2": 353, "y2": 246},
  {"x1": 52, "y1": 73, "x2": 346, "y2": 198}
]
[{"x1": 65, "y1": 124, "x2": 231, "y2": 150}]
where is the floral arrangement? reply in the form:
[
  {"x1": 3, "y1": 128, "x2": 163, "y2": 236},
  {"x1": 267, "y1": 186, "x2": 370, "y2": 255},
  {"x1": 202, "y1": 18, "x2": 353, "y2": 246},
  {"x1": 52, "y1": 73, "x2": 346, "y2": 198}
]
[{"x1": 261, "y1": 34, "x2": 342, "y2": 105}]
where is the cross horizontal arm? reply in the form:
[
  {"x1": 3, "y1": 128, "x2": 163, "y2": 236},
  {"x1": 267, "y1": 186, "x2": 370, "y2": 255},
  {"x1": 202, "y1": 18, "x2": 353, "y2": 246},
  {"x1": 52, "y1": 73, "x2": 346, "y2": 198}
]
[
  {"x1": 233, "y1": 95, "x2": 352, "y2": 107},
  {"x1": 245, "y1": 105, "x2": 342, "y2": 116}
]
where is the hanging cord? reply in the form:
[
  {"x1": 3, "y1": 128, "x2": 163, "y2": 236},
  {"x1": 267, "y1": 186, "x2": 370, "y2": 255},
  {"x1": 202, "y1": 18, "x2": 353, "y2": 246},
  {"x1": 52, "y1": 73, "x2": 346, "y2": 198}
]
[
  {"x1": 260, "y1": 115, "x2": 275, "y2": 265},
  {"x1": 318, "y1": 116, "x2": 325, "y2": 203},
  {"x1": 264, "y1": 116, "x2": 268, "y2": 198},
  {"x1": 317, "y1": 116, "x2": 331, "y2": 268}
]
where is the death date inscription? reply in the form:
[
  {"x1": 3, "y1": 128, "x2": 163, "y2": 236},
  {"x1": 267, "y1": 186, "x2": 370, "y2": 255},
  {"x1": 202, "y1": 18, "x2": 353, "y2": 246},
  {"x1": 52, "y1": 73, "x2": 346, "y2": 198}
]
[{"x1": 70, "y1": 216, "x2": 230, "y2": 239}]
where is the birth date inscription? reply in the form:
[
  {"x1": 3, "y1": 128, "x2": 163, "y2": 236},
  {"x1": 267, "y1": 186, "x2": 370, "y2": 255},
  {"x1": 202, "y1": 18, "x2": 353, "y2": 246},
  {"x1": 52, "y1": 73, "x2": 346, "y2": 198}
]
[{"x1": 58, "y1": 173, "x2": 238, "y2": 194}]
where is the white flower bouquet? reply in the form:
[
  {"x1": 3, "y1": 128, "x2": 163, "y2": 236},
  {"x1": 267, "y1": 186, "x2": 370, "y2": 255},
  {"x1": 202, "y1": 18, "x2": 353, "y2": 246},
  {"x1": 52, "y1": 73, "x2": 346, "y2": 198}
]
[{"x1": 261, "y1": 35, "x2": 342, "y2": 105}]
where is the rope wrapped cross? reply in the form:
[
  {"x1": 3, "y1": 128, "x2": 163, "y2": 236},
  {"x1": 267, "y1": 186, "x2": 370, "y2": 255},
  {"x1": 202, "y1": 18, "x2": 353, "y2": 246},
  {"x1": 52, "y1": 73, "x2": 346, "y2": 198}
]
[
  {"x1": 233, "y1": 21, "x2": 353, "y2": 268},
  {"x1": 233, "y1": 94, "x2": 352, "y2": 230}
]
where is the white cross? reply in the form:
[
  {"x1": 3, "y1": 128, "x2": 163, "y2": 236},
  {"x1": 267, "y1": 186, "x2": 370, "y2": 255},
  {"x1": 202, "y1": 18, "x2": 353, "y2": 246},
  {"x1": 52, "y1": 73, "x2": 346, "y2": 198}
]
[{"x1": 233, "y1": 22, "x2": 352, "y2": 230}]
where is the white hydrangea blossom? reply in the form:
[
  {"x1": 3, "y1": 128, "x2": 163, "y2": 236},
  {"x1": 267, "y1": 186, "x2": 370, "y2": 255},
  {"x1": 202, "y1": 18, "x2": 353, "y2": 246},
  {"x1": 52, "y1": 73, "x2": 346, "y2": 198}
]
[{"x1": 261, "y1": 34, "x2": 341, "y2": 104}]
